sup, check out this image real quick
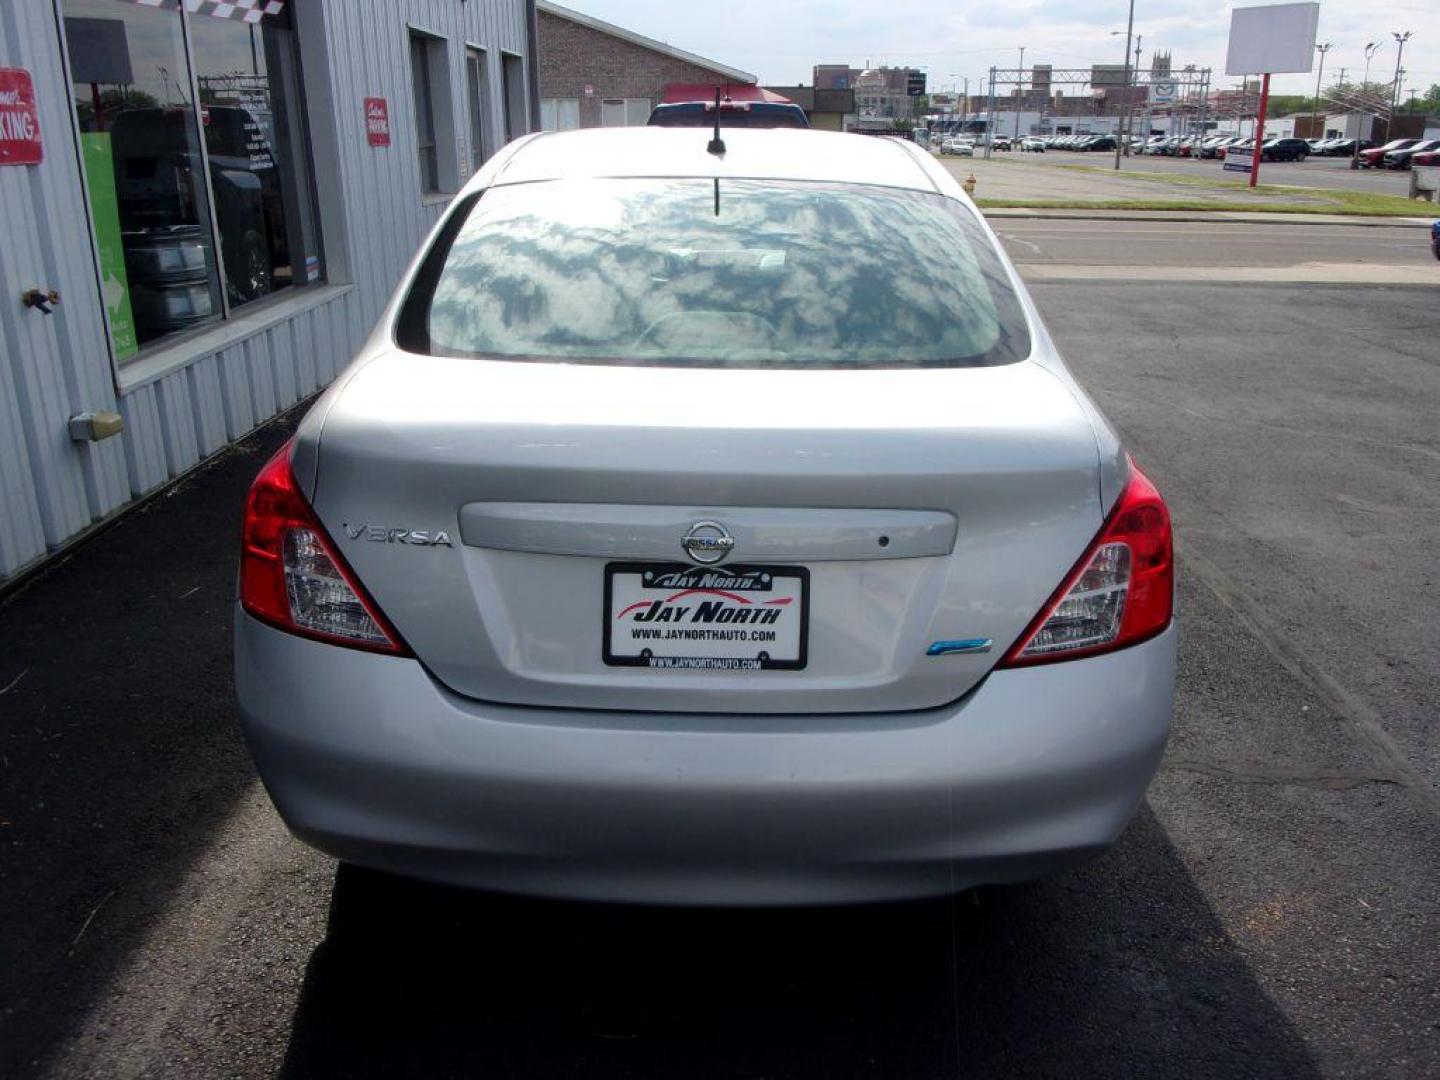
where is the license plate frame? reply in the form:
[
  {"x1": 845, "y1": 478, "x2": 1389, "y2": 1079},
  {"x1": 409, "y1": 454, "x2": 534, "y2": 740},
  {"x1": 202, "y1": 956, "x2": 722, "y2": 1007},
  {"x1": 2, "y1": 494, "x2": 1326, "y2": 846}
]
[{"x1": 603, "y1": 562, "x2": 809, "y2": 671}]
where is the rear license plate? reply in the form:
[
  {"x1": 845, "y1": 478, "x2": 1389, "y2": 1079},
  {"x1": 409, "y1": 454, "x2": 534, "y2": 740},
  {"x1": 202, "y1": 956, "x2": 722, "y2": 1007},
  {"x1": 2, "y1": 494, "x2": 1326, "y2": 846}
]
[{"x1": 604, "y1": 563, "x2": 809, "y2": 670}]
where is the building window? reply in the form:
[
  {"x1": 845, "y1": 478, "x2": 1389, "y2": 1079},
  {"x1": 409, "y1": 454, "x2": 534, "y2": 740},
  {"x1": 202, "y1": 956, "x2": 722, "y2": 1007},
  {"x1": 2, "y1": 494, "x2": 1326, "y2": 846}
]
[
  {"x1": 501, "y1": 52, "x2": 525, "y2": 143},
  {"x1": 540, "y1": 98, "x2": 579, "y2": 131},
  {"x1": 599, "y1": 98, "x2": 649, "y2": 127},
  {"x1": 410, "y1": 33, "x2": 440, "y2": 193},
  {"x1": 189, "y1": 6, "x2": 322, "y2": 312},
  {"x1": 62, "y1": 0, "x2": 320, "y2": 360},
  {"x1": 465, "y1": 48, "x2": 491, "y2": 172}
]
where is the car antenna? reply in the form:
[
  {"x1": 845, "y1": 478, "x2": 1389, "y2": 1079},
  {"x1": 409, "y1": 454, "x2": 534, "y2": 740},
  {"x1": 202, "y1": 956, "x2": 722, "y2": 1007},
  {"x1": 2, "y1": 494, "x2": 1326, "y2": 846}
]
[{"x1": 707, "y1": 86, "x2": 725, "y2": 156}]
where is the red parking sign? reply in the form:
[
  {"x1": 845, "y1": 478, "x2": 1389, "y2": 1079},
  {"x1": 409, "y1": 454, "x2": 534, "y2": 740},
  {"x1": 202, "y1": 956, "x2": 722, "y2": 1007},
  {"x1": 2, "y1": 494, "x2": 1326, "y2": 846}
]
[
  {"x1": 0, "y1": 68, "x2": 43, "y2": 166},
  {"x1": 364, "y1": 97, "x2": 390, "y2": 147}
]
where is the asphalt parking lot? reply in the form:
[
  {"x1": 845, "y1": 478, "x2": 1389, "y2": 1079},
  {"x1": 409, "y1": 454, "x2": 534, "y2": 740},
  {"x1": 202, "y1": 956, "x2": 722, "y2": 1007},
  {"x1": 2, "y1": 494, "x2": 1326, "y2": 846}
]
[{"x1": 2, "y1": 235, "x2": 1438, "y2": 1077}]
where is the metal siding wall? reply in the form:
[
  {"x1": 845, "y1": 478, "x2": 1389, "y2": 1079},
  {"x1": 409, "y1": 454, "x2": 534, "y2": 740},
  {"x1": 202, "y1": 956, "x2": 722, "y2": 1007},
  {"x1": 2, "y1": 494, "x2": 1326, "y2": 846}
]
[
  {"x1": 0, "y1": 1, "x2": 129, "y2": 572},
  {"x1": 0, "y1": 0, "x2": 531, "y2": 582},
  {"x1": 322, "y1": 0, "x2": 530, "y2": 329}
]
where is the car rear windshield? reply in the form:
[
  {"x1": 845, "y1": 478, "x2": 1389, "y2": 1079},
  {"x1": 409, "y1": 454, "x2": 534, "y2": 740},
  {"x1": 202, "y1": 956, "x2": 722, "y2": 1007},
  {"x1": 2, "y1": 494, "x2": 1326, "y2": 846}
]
[{"x1": 397, "y1": 178, "x2": 1030, "y2": 369}]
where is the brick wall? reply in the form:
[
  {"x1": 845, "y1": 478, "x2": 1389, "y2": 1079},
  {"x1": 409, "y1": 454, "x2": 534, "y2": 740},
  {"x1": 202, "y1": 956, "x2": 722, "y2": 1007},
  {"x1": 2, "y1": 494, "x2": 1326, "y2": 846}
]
[{"x1": 538, "y1": 11, "x2": 751, "y2": 127}]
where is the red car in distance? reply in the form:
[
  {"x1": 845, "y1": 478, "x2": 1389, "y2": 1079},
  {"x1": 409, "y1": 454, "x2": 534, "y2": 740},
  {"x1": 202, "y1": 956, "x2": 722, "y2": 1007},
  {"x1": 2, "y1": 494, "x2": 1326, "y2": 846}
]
[{"x1": 1357, "y1": 138, "x2": 1419, "y2": 168}]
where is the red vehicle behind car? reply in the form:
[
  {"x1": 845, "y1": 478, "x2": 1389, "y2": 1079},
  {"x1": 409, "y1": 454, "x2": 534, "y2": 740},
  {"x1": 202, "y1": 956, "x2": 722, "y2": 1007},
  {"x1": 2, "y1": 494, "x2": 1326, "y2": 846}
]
[
  {"x1": 1413, "y1": 149, "x2": 1440, "y2": 167},
  {"x1": 1358, "y1": 138, "x2": 1419, "y2": 168}
]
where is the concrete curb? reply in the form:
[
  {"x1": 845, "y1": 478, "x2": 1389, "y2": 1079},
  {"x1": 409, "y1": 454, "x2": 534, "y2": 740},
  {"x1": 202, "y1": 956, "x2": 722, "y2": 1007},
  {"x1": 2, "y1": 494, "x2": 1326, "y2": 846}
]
[{"x1": 982, "y1": 208, "x2": 1435, "y2": 229}]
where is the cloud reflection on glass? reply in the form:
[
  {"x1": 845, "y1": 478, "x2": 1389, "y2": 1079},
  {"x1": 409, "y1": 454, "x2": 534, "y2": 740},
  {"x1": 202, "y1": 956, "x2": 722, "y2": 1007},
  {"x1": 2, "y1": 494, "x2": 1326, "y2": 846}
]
[{"x1": 424, "y1": 179, "x2": 1029, "y2": 369}]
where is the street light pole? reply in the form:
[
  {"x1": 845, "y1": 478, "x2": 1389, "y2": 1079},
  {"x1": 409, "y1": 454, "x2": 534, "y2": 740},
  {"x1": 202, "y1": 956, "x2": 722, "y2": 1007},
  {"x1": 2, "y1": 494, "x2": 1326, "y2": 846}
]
[
  {"x1": 1389, "y1": 31, "x2": 1411, "y2": 139},
  {"x1": 1352, "y1": 41, "x2": 1379, "y2": 168},
  {"x1": 1310, "y1": 42, "x2": 1330, "y2": 138},
  {"x1": 1131, "y1": 35, "x2": 1142, "y2": 149},
  {"x1": 1114, "y1": 0, "x2": 1135, "y2": 170}
]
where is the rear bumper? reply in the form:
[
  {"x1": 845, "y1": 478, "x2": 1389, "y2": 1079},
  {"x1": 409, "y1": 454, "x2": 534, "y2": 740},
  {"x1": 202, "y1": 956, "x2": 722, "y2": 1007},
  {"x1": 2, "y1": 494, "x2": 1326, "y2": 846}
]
[{"x1": 235, "y1": 611, "x2": 1176, "y2": 905}]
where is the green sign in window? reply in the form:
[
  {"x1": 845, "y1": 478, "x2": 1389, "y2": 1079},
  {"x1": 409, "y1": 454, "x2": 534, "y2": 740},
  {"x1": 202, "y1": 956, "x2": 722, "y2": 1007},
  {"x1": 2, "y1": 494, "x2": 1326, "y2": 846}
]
[{"x1": 80, "y1": 132, "x2": 139, "y2": 361}]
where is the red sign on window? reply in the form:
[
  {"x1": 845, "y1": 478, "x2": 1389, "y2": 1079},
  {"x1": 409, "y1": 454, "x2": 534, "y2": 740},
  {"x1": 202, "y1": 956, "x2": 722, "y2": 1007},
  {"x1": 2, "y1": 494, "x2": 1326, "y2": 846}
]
[
  {"x1": 0, "y1": 68, "x2": 43, "y2": 166},
  {"x1": 364, "y1": 97, "x2": 390, "y2": 147}
]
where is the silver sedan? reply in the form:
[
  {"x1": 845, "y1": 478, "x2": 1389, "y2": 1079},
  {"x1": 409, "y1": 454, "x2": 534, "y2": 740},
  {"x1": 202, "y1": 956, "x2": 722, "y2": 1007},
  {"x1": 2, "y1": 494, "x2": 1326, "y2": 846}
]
[{"x1": 235, "y1": 127, "x2": 1176, "y2": 905}]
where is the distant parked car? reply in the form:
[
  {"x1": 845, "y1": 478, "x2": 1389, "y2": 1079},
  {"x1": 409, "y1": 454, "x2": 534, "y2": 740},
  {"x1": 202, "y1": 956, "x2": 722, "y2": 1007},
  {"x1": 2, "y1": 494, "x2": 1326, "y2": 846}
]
[
  {"x1": 1259, "y1": 137, "x2": 1310, "y2": 161},
  {"x1": 1412, "y1": 148, "x2": 1440, "y2": 167},
  {"x1": 1384, "y1": 139, "x2": 1440, "y2": 169},
  {"x1": 1083, "y1": 136, "x2": 1118, "y2": 152},
  {"x1": 1358, "y1": 138, "x2": 1420, "y2": 168},
  {"x1": 941, "y1": 138, "x2": 975, "y2": 157},
  {"x1": 1020, "y1": 137, "x2": 1046, "y2": 152},
  {"x1": 1200, "y1": 136, "x2": 1242, "y2": 159},
  {"x1": 1327, "y1": 138, "x2": 1376, "y2": 157},
  {"x1": 991, "y1": 135, "x2": 1013, "y2": 151}
]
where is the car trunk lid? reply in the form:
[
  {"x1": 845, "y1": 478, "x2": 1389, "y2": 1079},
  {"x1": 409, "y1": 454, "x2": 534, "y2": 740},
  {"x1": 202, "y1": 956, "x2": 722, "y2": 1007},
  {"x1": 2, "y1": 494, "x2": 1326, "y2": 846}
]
[{"x1": 307, "y1": 350, "x2": 1105, "y2": 713}]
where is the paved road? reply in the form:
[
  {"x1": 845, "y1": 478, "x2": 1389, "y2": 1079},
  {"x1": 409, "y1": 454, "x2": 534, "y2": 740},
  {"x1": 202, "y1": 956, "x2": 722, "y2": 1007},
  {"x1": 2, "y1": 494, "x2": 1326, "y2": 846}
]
[
  {"x1": 1003, "y1": 148, "x2": 1416, "y2": 196},
  {"x1": 2, "y1": 269, "x2": 1438, "y2": 1074},
  {"x1": 994, "y1": 217, "x2": 1440, "y2": 284}
]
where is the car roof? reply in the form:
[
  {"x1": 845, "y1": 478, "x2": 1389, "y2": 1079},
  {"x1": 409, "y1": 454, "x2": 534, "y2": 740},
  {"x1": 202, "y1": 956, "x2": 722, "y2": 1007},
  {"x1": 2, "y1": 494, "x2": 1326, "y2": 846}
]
[{"x1": 480, "y1": 128, "x2": 943, "y2": 194}]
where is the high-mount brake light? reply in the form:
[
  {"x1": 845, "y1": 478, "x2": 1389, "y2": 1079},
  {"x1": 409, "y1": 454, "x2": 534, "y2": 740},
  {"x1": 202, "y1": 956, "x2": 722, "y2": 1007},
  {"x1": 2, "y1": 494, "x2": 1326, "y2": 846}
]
[
  {"x1": 1000, "y1": 460, "x2": 1173, "y2": 666},
  {"x1": 240, "y1": 441, "x2": 410, "y2": 655}
]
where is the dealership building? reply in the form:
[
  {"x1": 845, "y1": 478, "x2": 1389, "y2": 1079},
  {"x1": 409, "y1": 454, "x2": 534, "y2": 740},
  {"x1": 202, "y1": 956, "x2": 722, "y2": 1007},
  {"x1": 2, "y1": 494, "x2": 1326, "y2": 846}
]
[{"x1": 0, "y1": 0, "x2": 539, "y2": 585}]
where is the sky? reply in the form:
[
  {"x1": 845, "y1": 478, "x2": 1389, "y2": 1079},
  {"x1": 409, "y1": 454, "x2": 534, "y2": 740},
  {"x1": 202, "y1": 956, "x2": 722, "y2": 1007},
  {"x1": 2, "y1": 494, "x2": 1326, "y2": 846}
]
[{"x1": 552, "y1": 0, "x2": 1437, "y2": 99}]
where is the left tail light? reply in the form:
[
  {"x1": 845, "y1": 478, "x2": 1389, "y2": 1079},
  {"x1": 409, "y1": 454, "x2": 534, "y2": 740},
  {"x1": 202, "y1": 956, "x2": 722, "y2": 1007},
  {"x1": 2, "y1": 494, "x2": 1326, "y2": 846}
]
[
  {"x1": 240, "y1": 441, "x2": 410, "y2": 655},
  {"x1": 1000, "y1": 460, "x2": 1173, "y2": 667}
]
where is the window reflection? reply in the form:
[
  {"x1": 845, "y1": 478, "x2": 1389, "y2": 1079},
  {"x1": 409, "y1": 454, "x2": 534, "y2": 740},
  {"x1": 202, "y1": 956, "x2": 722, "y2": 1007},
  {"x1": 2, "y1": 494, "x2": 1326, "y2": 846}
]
[
  {"x1": 63, "y1": 0, "x2": 321, "y2": 357},
  {"x1": 65, "y1": 0, "x2": 223, "y2": 352},
  {"x1": 188, "y1": 3, "x2": 321, "y2": 308},
  {"x1": 420, "y1": 180, "x2": 1029, "y2": 368}
]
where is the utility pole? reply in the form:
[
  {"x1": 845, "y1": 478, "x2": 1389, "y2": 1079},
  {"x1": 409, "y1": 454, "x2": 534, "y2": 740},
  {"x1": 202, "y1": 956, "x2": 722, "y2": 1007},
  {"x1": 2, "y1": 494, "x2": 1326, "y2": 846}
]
[
  {"x1": 1014, "y1": 46, "x2": 1026, "y2": 139},
  {"x1": 985, "y1": 66, "x2": 996, "y2": 159},
  {"x1": 1114, "y1": 0, "x2": 1135, "y2": 170},
  {"x1": 1310, "y1": 42, "x2": 1331, "y2": 138},
  {"x1": 1389, "y1": 31, "x2": 1410, "y2": 139}
]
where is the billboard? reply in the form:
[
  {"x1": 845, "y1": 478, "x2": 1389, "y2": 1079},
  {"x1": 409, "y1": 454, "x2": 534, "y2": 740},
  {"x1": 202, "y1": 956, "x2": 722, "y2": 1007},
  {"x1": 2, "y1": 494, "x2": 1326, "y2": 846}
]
[
  {"x1": 1226, "y1": 3, "x2": 1319, "y2": 75},
  {"x1": 907, "y1": 71, "x2": 926, "y2": 97}
]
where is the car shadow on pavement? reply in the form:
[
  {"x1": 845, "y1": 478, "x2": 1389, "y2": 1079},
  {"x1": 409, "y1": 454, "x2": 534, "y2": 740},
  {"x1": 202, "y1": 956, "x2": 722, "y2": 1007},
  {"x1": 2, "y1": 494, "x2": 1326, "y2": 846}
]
[
  {"x1": 0, "y1": 413, "x2": 301, "y2": 1079},
  {"x1": 280, "y1": 807, "x2": 1319, "y2": 1079}
]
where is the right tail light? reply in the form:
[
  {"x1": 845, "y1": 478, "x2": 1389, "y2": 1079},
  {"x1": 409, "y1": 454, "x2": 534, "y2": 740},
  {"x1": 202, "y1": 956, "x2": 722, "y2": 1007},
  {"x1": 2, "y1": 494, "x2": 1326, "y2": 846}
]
[{"x1": 1000, "y1": 460, "x2": 1173, "y2": 666}]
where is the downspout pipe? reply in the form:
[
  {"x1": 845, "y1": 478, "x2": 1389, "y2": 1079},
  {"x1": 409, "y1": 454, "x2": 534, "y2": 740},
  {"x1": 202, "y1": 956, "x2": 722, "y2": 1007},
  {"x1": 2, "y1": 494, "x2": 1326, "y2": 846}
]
[{"x1": 525, "y1": 0, "x2": 541, "y2": 130}]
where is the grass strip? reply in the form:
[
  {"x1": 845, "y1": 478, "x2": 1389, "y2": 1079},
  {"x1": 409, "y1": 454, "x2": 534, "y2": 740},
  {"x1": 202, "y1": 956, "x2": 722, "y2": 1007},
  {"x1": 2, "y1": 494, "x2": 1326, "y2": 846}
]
[{"x1": 1039, "y1": 163, "x2": 1430, "y2": 216}]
